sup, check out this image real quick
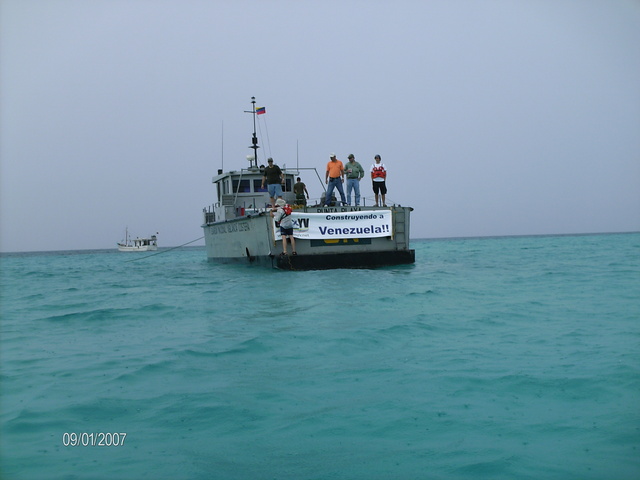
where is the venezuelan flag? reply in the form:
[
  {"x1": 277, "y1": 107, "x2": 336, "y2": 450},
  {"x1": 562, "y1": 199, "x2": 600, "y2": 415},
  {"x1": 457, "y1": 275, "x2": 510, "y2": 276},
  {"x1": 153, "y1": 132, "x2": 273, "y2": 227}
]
[{"x1": 256, "y1": 106, "x2": 266, "y2": 115}]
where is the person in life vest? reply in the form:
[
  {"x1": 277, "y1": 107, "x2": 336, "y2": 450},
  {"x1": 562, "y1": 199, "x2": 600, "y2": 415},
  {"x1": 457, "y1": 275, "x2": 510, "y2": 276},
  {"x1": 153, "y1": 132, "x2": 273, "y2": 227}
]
[
  {"x1": 370, "y1": 154, "x2": 387, "y2": 207},
  {"x1": 271, "y1": 198, "x2": 296, "y2": 256}
]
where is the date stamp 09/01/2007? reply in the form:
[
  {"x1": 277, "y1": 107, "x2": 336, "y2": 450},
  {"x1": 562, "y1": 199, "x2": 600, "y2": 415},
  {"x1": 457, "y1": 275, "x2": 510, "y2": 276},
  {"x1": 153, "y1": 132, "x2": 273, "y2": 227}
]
[{"x1": 62, "y1": 432, "x2": 127, "y2": 447}]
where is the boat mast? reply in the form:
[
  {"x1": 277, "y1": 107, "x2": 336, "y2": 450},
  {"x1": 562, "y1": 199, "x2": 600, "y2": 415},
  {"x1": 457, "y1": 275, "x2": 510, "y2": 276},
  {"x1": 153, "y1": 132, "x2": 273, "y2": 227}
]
[
  {"x1": 249, "y1": 96, "x2": 259, "y2": 168},
  {"x1": 221, "y1": 120, "x2": 224, "y2": 172}
]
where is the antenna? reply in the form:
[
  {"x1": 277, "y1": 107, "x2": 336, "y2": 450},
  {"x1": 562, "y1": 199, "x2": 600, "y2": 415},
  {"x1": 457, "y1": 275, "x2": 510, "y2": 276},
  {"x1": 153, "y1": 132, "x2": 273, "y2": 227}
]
[
  {"x1": 245, "y1": 96, "x2": 260, "y2": 168},
  {"x1": 221, "y1": 120, "x2": 224, "y2": 172}
]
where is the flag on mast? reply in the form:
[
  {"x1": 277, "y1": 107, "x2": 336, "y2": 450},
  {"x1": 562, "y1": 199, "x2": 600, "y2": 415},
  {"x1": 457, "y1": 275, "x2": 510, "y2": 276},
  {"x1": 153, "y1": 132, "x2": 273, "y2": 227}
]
[{"x1": 256, "y1": 106, "x2": 266, "y2": 115}]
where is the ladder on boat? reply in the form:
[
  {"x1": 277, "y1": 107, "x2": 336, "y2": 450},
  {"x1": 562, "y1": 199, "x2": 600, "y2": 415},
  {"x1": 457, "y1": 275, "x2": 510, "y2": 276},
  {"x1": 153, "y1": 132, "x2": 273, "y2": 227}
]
[{"x1": 393, "y1": 207, "x2": 409, "y2": 250}]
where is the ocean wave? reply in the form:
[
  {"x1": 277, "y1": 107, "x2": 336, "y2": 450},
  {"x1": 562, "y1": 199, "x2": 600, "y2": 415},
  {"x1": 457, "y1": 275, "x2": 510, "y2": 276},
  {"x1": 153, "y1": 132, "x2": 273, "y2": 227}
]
[
  {"x1": 2, "y1": 234, "x2": 639, "y2": 480},
  {"x1": 40, "y1": 307, "x2": 134, "y2": 323}
]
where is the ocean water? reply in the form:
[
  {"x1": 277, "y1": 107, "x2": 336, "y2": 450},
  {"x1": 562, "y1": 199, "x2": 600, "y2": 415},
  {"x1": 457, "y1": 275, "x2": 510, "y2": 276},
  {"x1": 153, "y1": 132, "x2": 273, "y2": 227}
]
[{"x1": 1, "y1": 233, "x2": 639, "y2": 480}]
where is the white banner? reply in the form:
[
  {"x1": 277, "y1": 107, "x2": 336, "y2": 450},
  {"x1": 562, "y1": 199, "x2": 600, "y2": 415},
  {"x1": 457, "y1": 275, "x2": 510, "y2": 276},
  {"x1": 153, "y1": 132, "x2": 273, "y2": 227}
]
[{"x1": 274, "y1": 210, "x2": 393, "y2": 241}]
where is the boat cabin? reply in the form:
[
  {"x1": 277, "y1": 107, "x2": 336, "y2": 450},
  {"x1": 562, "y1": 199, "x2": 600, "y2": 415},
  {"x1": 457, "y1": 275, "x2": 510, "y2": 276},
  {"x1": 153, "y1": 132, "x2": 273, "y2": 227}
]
[
  {"x1": 203, "y1": 166, "x2": 298, "y2": 225},
  {"x1": 133, "y1": 235, "x2": 157, "y2": 247}
]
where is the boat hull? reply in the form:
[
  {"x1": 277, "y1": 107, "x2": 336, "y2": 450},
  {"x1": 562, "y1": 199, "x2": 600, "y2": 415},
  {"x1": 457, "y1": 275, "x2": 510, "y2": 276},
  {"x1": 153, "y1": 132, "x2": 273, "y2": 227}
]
[
  {"x1": 202, "y1": 206, "x2": 415, "y2": 270},
  {"x1": 207, "y1": 249, "x2": 415, "y2": 270},
  {"x1": 117, "y1": 245, "x2": 158, "y2": 252}
]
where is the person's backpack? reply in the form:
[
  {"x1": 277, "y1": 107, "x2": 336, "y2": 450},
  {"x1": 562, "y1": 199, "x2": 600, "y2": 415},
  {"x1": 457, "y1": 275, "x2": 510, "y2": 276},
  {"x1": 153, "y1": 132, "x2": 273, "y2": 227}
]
[{"x1": 275, "y1": 204, "x2": 292, "y2": 227}]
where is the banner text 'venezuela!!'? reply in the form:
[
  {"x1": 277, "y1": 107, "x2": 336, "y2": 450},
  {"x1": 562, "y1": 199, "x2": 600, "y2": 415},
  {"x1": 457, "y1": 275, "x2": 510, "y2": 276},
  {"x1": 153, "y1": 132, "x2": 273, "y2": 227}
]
[{"x1": 274, "y1": 211, "x2": 393, "y2": 241}]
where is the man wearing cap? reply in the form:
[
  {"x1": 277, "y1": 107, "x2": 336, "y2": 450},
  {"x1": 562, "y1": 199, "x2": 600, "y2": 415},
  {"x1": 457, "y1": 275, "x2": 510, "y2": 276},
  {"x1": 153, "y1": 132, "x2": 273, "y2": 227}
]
[
  {"x1": 345, "y1": 154, "x2": 365, "y2": 206},
  {"x1": 324, "y1": 153, "x2": 346, "y2": 207},
  {"x1": 261, "y1": 157, "x2": 284, "y2": 206}
]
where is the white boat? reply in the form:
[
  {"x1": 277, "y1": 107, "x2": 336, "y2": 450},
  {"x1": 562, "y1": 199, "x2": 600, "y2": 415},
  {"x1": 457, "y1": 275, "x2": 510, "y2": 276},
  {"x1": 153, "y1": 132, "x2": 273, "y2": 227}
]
[
  {"x1": 201, "y1": 97, "x2": 415, "y2": 270},
  {"x1": 117, "y1": 229, "x2": 158, "y2": 252}
]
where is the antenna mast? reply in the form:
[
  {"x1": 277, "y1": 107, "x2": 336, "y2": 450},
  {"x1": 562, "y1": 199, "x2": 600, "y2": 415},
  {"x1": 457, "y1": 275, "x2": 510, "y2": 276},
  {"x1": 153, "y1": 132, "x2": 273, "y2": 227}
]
[
  {"x1": 247, "y1": 96, "x2": 260, "y2": 168},
  {"x1": 221, "y1": 121, "x2": 224, "y2": 172}
]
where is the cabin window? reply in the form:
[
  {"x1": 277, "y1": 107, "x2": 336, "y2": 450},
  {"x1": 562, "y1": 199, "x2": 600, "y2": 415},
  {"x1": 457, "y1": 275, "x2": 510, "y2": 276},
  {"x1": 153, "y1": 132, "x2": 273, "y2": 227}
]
[
  {"x1": 284, "y1": 178, "x2": 292, "y2": 191},
  {"x1": 253, "y1": 180, "x2": 267, "y2": 192},
  {"x1": 232, "y1": 179, "x2": 251, "y2": 193}
]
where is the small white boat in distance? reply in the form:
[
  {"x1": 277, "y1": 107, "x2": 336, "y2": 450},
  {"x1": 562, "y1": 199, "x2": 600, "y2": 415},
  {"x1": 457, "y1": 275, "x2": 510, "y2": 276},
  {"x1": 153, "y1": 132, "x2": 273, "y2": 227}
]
[{"x1": 117, "y1": 229, "x2": 158, "y2": 252}]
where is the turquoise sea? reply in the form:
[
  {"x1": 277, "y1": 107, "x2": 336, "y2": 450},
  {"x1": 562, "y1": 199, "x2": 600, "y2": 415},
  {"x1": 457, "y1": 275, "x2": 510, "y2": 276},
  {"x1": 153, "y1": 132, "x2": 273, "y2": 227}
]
[{"x1": 1, "y1": 233, "x2": 639, "y2": 480}]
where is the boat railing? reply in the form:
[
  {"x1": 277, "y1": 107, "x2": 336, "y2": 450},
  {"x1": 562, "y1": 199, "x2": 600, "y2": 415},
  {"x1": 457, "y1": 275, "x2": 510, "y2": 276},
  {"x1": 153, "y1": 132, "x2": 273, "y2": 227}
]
[
  {"x1": 203, "y1": 165, "x2": 405, "y2": 225},
  {"x1": 203, "y1": 205, "x2": 216, "y2": 225}
]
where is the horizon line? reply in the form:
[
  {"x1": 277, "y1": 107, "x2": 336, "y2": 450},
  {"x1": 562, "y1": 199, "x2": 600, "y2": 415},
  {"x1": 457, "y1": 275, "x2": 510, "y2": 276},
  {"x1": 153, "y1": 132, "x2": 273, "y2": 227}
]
[{"x1": 1, "y1": 230, "x2": 638, "y2": 256}]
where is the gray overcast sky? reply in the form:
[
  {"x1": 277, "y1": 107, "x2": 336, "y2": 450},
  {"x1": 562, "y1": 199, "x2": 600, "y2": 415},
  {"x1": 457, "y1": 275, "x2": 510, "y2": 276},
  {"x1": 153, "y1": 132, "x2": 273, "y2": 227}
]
[{"x1": 1, "y1": 0, "x2": 639, "y2": 252}]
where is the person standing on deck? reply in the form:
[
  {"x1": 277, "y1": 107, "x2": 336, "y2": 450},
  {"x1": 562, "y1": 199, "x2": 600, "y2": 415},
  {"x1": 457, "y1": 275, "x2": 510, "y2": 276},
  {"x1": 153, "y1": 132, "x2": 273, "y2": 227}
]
[
  {"x1": 324, "y1": 153, "x2": 346, "y2": 206},
  {"x1": 345, "y1": 154, "x2": 365, "y2": 206},
  {"x1": 261, "y1": 157, "x2": 284, "y2": 206},
  {"x1": 293, "y1": 177, "x2": 309, "y2": 206},
  {"x1": 370, "y1": 154, "x2": 387, "y2": 207}
]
